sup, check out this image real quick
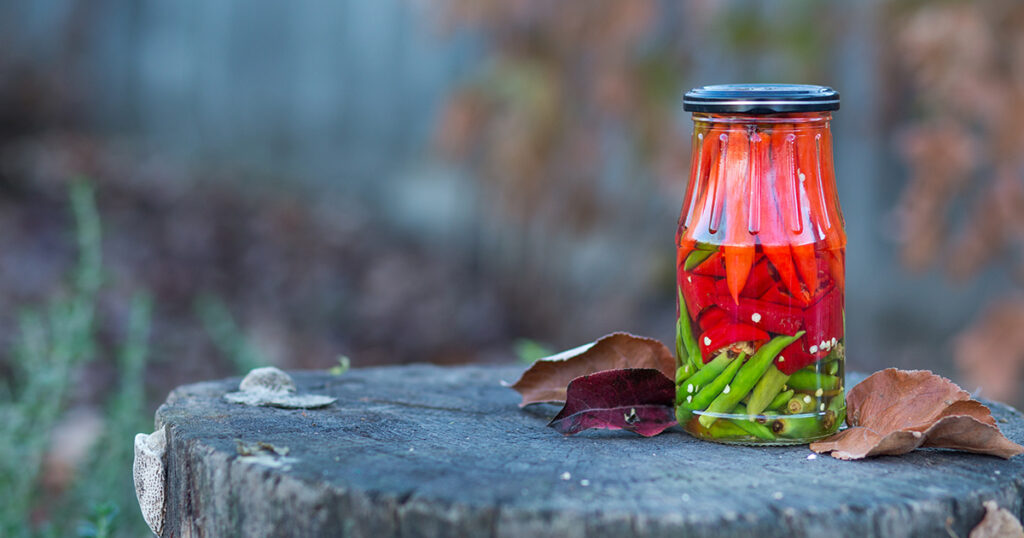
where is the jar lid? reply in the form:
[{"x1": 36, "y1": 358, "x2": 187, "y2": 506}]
[{"x1": 683, "y1": 84, "x2": 839, "y2": 114}]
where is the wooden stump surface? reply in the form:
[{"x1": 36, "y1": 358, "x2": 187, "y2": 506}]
[{"x1": 154, "y1": 365, "x2": 1024, "y2": 537}]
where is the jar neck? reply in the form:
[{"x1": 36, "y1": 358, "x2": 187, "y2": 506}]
[
  {"x1": 693, "y1": 111, "x2": 832, "y2": 127},
  {"x1": 677, "y1": 111, "x2": 844, "y2": 249}
]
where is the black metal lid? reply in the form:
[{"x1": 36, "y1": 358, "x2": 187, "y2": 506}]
[{"x1": 683, "y1": 84, "x2": 839, "y2": 114}]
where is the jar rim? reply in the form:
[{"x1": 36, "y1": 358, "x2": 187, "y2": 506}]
[
  {"x1": 683, "y1": 84, "x2": 839, "y2": 114},
  {"x1": 691, "y1": 112, "x2": 832, "y2": 125}
]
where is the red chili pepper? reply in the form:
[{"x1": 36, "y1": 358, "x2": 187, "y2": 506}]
[
  {"x1": 770, "y1": 125, "x2": 803, "y2": 237},
  {"x1": 691, "y1": 250, "x2": 727, "y2": 278},
  {"x1": 807, "y1": 254, "x2": 835, "y2": 302},
  {"x1": 816, "y1": 128, "x2": 846, "y2": 251},
  {"x1": 716, "y1": 257, "x2": 773, "y2": 299},
  {"x1": 680, "y1": 273, "x2": 718, "y2": 320},
  {"x1": 792, "y1": 243, "x2": 819, "y2": 295},
  {"x1": 826, "y1": 249, "x2": 845, "y2": 295},
  {"x1": 679, "y1": 125, "x2": 722, "y2": 245},
  {"x1": 698, "y1": 322, "x2": 769, "y2": 362},
  {"x1": 769, "y1": 124, "x2": 819, "y2": 294},
  {"x1": 759, "y1": 283, "x2": 797, "y2": 306},
  {"x1": 762, "y1": 245, "x2": 809, "y2": 304},
  {"x1": 714, "y1": 295, "x2": 804, "y2": 336},
  {"x1": 677, "y1": 240, "x2": 693, "y2": 276},
  {"x1": 697, "y1": 306, "x2": 728, "y2": 332},
  {"x1": 774, "y1": 338, "x2": 818, "y2": 375},
  {"x1": 803, "y1": 284, "x2": 843, "y2": 358},
  {"x1": 678, "y1": 127, "x2": 705, "y2": 245},
  {"x1": 742, "y1": 257, "x2": 775, "y2": 298},
  {"x1": 723, "y1": 126, "x2": 755, "y2": 304},
  {"x1": 757, "y1": 130, "x2": 810, "y2": 305},
  {"x1": 723, "y1": 245, "x2": 755, "y2": 304},
  {"x1": 687, "y1": 130, "x2": 727, "y2": 244},
  {"x1": 795, "y1": 131, "x2": 833, "y2": 246}
]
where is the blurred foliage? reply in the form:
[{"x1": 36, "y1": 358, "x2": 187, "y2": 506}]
[
  {"x1": 195, "y1": 293, "x2": 267, "y2": 373},
  {"x1": 513, "y1": 338, "x2": 555, "y2": 364},
  {"x1": 0, "y1": 182, "x2": 149, "y2": 537},
  {"x1": 328, "y1": 356, "x2": 351, "y2": 376},
  {"x1": 437, "y1": 0, "x2": 690, "y2": 229},
  {"x1": 713, "y1": 0, "x2": 835, "y2": 82},
  {"x1": 885, "y1": 0, "x2": 1024, "y2": 403}
]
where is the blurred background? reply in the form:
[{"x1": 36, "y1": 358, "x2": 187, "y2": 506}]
[{"x1": 2, "y1": 0, "x2": 1022, "y2": 535}]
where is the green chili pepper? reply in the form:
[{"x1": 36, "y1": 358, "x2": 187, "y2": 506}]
[
  {"x1": 729, "y1": 404, "x2": 777, "y2": 440},
  {"x1": 676, "y1": 404, "x2": 694, "y2": 429},
  {"x1": 785, "y1": 393, "x2": 817, "y2": 415},
  {"x1": 698, "y1": 331, "x2": 805, "y2": 429},
  {"x1": 676, "y1": 364, "x2": 695, "y2": 384},
  {"x1": 787, "y1": 370, "x2": 840, "y2": 391},
  {"x1": 822, "y1": 391, "x2": 846, "y2": 432},
  {"x1": 691, "y1": 352, "x2": 744, "y2": 408},
  {"x1": 676, "y1": 350, "x2": 732, "y2": 414},
  {"x1": 677, "y1": 286, "x2": 703, "y2": 371},
  {"x1": 678, "y1": 352, "x2": 744, "y2": 424},
  {"x1": 747, "y1": 365, "x2": 790, "y2": 415},
  {"x1": 684, "y1": 247, "x2": 716, "y2": 271},
  {"x1": 769, "y1": 415, "x2": 827, "y2": 440},
  {"x1": 677, "y1": 350, "x2": 731, "y2": 395},
  {"x1": 767, "y1": 389, "x2": 795, "y2": 411},
  {"x1": 706, "y1": 419, "x2": 750, "y2": 440},
  {"x1": 676, "y1": 320, "x2": 684, "y2": 368},
  {"x1": 826, "y1": 359, "x2": 840, "y2": 376}
]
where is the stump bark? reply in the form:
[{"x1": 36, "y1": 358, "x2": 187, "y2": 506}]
[{"x1": 153, "y1": 365, "x2": 1024, "y2": 537}]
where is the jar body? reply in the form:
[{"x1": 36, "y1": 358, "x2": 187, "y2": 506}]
[{"x1": 674, "y1": 112, "x2": 845, "y2": 444}]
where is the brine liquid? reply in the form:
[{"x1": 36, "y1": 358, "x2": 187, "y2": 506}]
[{"x1": 675, "y1": 242, "x2": 845, "y2": 444}]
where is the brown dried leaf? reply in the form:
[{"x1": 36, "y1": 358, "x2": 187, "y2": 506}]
[
  {"x1": 810, "y1": 369, "x2": 1024, "y2": 460},
  {"x1": 506, "y1": 332, "x2": 676, "y2": 407},
  {"x1": 970, "y1": 500, "x2": 1024, "y2": 538}
]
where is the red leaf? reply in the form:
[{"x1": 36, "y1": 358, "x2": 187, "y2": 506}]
[{"x1": 548, "y1": 368, "x2": 676, "y2": 437}]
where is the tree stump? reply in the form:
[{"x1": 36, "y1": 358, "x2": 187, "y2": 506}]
[{"x1": 151, "y1": 365, "x2": 1024, "y2": 537}]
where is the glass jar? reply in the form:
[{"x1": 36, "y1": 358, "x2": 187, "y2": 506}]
[{"x1": 674, "y1": 85, "x2": 845, "y2": 444}]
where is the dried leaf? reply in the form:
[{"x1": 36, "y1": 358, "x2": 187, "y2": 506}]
[
  {"x1": 810, "y1": 369, "x2": 1024, "y2": 460},
  {"x1": 506, "y1": 333, "x2": 676, "y2": 407},
  {"x1": 548, "y1": 368, "x2": 675, "y2": 437},
  {"x1": 970, "y1": 500, "x2": 1024, "y2": 538}
]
